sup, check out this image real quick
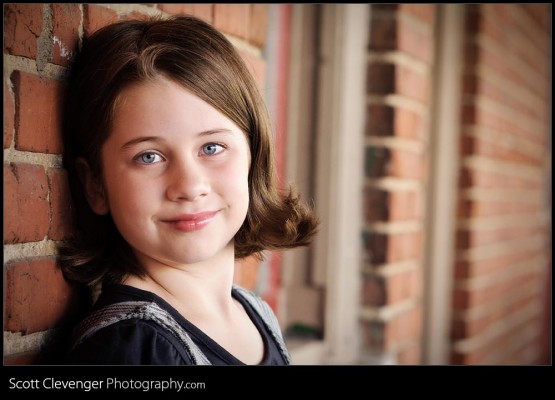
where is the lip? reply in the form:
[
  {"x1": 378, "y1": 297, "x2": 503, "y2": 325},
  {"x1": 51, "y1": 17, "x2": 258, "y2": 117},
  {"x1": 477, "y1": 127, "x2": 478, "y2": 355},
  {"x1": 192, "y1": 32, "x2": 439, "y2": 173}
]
[{"x1": 162, "y1": 211, "x2": 218, "y2": 232}]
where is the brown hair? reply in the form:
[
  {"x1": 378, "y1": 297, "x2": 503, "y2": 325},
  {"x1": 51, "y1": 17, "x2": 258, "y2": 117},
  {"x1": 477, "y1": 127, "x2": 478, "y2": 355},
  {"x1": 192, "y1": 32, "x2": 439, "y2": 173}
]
[{"x1": 59, "y1": 15, "x2": 318, "y2": 285}]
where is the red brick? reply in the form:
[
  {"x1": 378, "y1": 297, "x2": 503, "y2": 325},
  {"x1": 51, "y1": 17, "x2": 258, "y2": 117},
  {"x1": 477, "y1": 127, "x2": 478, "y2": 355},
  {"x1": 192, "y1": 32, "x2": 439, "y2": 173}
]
[
  {"x1": 451, "y1": 346, "x2": 490, "y2": 365},
  {"x1": 117, "y1": 11, "x2": 148, "y2": 22},
  {"x1": 462, "y1": 73, "x2": 478, "y2": 95},
  {"x1": 213, "y1": 4, "x2": 250, "y2": 40},
  {"x1": 390, "y1": 190, "x2": 424, "y2": 221},
  {"x1": 369, "y1": 13, "x2": 397, "y2": 50},
  {"x1": 400, "y1": 4, "x2": 435, "y2": 25},
  {"x1": 524, "y1": 4, "x2": 551, "y2": 31},
  {"x1": 454, "y1": 261, "x2": 471, "y2": 280},
  {"x1": 386, "y1": 268, "x2": 421, "y2": 304},
  {"x1": 478, "y1": 46, "x2": 530, "y2": 96},
  {"x1": 398, "y1": 17, "x2": 434, "y2": 64},
  {"x1": 157, "y1": 4, "x2": 186, "y2": 15},
  {"x1": 478, "y1": 77, "x2": 547, "y2": 122},
  {"x1": 4, "y1": 163, "x2": 50, "y2": 244},
  {"x1": 4, "y1": 257, "x2": 85, "y2": 334},
  {"x1": 370, "y1": 5, "x2": 436, "y2": 62},
  {"x1": 361, "y1": 274, "x2": 386, "y2": 306},
  {"x1": 456, "y1": 198, "x2": 471, "y2": 219},
  {"x1": 51, "y1": 3, "x2": 81, "y2": 66},
  {"x1": 388, "y1": 231, "x2": 423, "y2": 262},
  {"x1": 373, "y1": 4, "x2": 399, "y2": 12},
  {"x1": 473, "y1": 107, "x2": 548, "y2": 147},
  {"x1": 508, "y1": 340, "x2": 542, "y2": 365},
  {"x1": 367, "y1": 63, "x2": 395, "y2": 94},
  {"x1": 366, "y1": 104, "x2": 427, "y2": 140},
  {"x1": 249, "y1": 4, "x2": 268, "y2": 47},
  {"x1": 396, "y1": 343, "x2": 422, "y2": 365},
  {"x1": 460, "y1": 106, "x2": 478, "y2": 131},
  {"x1": 391, "y1": 148, "x2": 425, "y2": 180},
  {"x1": 457, "y1": 225, "x2": 545, "y2": 249},
  {"x1": 453, "y1": 313, "x2": 543, "y2": 365},
  {"x1": 364, "y1": 189, "x2": 423, "y2": 222},
  {"x1": 364, "y1": 188, "x2": 424, "y2": 222},
  {"x1": 464, "y1": 6, "x2": 480, "y2": 35},
  {"x1": 462, "y1": 167, "x2": 542, "y2": 190},
  {"x1": 3, "y1": 351, "x2": 40, "y2": 365},
  {"x1": 454, "y1": 249, "x2": 541, "y2": 279},
  {"x1": 385, "y1": 306, "x2": 422, "y2": 348},
  {"x1": 452, "y1": 294, "x2": 541, "y2": 365},
  {"x1": 458, "y1": 163, "x2": 472, "y2": 188},
  {"x1": 364, "y1": 146, "x2": 425, "y2": 180},
  {"x1": 84, "y1": 4, "x2": 118, "y2": 36},
  {"x1": 452, "y1": 314, "x2": 491, "y2": 339},
  {"x1": 491, "y1": 317, "x2": 542, "y2": 364},
  {"x1": 396, "y1": 64, "x2": 430, "y2": 104},
  {"x1": 3, "y1": 3, "x2": 43, "y2": 59},
  {"x1": 396, "y1": 107, "x2": 427, "y2": 140},
  {"x1": 366, "y1": 104, "x2": 426, "y2": 140},
  {"x1": 158, "y1": 4, "x2": 213, "y2": 23},
  {"x1": 363, "y1": 188, "x2": 389, "y2": 222},
  {"x1": 362, "y1": 232, "x2": 388, "y2": 264},
  {"x1": 449, "y1": 351, "x2": 465, "y2": 365},
  {"x1": 4, "y1": 82, "x2": 14, "y2": 148},
  {"x1": 366, "y1": 104, "x2": 394, "y2": 136},
  {"x1": 453, "y1": 273, "x2": 538, "y2": 310},
  {"x1": 458, "y1": 199, "x2": 541, "y2": 218},
  {"x1": 13, "y1": 71, "x2": 63, "y2": 154},
  {"x1": 47, "y1": 168, "x2": 75, "y2": 241},
  {"x1": 477, "y1": 43, "x2": 510, "y2": 79},
  {"x1": 470, "y1": 136, "x2": 544, "y2": 165},
  {"x1": 364, "y1": 146, "x2": 391, "y2": 178}
]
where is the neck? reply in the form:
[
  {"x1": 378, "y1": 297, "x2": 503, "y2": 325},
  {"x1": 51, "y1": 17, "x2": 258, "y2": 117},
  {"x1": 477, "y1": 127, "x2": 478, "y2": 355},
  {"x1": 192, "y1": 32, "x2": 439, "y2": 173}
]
[{"x1": 123, "y1": 245, "x2": 238, "y2": 318}]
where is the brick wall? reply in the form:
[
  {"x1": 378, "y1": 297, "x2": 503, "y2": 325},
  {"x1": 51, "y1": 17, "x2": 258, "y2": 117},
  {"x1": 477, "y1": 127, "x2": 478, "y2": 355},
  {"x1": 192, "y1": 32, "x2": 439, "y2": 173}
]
[
  {"x1": 362, "y1": 4, "x2": 551, "y2": 365},
  {"x1": 452, "y1": 4, "x2": 551, "y2": 365},
  {"x1": 362, "y1": 4, "x2": 436, "y2": 365},
  {"x1": 3, "y1": 3, "x2": 269, "y2": 365}
]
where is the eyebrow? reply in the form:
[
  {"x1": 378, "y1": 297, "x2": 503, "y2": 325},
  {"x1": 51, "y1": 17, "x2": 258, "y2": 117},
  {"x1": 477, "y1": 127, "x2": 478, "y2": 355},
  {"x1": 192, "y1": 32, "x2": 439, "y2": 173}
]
[{"x1": 120, "y1": 129, "x2": 234, "y2": 150}]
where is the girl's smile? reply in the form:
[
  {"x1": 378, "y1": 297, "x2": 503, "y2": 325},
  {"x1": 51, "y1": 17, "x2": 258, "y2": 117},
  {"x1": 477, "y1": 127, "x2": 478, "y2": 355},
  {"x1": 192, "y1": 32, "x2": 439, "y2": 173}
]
[{"x1": 162, "y1": 211, "x2": 220, "y2": 232}]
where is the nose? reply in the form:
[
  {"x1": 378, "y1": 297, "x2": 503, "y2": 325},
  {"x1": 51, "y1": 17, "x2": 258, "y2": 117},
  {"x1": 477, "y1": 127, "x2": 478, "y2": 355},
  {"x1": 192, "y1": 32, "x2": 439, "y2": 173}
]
[{"x1": 165, "y1": 157, "x2": 210, "y2": 202}]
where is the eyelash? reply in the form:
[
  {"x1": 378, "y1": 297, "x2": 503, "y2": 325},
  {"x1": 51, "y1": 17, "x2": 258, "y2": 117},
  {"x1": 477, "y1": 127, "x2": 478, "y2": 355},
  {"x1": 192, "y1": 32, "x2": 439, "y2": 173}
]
[{"x1": 133, "y1": 143, "x2": 227, "y2": 165}]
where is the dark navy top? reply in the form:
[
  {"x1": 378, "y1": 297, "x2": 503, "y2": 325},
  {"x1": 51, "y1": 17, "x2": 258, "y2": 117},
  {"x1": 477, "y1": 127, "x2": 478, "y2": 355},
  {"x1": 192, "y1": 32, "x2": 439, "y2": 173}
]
[{"x1": 65, "y1": 283, "x2": 288, "y2": 365}]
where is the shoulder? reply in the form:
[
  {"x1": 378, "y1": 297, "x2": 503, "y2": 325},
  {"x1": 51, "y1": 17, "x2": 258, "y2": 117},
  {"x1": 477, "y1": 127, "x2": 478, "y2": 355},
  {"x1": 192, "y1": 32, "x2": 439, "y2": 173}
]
[
  {"x1": 232, "y1": 285, "x2": 292, "y2": 364},
  {"x1": 233, "y1": 285, "x2": 279, "y2": 325},
  {"x1": 65, "y1": 318, "x2": 194, "y2": 365}
]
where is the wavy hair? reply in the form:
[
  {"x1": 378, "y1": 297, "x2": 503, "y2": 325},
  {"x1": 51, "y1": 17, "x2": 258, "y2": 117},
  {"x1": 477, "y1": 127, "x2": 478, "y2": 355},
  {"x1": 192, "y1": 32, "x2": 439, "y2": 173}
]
[{"x1": 59, "y1": 15, "x2": 318, "y2": 285}]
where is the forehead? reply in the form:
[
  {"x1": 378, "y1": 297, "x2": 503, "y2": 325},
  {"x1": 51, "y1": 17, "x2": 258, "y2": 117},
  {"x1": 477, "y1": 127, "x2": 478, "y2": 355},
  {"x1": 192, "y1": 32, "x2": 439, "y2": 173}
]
[{"x1": 111, "y1": 77, "x2": 244, "y2": 137}]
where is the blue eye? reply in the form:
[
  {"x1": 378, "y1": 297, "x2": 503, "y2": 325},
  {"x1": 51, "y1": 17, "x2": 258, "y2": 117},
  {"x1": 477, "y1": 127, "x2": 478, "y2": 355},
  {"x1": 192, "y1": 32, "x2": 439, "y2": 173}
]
[
  {"x1": 136, "y1": 152, "x2": 163, "y2": 164},
  {"x1": 202, "y1": 143, "x2": 224, "y2": 156}
]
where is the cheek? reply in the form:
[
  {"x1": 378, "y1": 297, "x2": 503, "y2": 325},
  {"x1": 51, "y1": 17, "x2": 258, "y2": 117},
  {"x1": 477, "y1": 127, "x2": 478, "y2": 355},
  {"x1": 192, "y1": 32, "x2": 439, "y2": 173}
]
[
  {"x1": 220, "y1": 161, "x2": 250, "y2": 208},
  {"x1": 104, "y1": 175, "x2": 154, "y2": 217},
  {"x1": 225, "y1": 170, "x2": 250, "y2": 199}
]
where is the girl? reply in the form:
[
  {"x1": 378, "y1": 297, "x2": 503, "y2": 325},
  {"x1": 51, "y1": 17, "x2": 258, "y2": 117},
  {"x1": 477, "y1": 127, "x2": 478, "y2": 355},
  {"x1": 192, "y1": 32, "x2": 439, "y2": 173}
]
[{"x1": 60, "y1": 15, "x2": 318, "y2": 365}]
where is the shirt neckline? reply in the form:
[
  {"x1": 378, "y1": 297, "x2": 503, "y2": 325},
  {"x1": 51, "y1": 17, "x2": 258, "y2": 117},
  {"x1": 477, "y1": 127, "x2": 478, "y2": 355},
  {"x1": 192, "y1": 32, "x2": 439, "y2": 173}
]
[{"x1": 100, "y1": 282, "x2": 271, "y2": 365}]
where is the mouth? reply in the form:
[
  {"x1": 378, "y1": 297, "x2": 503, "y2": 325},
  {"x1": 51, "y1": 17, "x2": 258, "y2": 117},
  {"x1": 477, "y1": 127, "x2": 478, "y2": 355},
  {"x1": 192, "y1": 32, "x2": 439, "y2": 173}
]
[{"x1": 162, "y1": 211, "x2": 219, "y2": 232}]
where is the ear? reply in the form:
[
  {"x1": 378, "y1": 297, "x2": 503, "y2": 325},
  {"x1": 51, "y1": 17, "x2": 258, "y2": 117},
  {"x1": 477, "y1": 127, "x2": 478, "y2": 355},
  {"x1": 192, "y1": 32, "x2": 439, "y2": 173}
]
[{"x1": 76, "y1": 158, "x2": 110, "y2": 215}]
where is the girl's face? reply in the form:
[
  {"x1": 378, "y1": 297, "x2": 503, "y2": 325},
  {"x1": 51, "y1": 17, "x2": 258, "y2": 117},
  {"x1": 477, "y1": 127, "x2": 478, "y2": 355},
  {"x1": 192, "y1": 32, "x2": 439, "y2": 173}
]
[{"x1": 87, "y1": 76, "x2": 250, "y2": 269}]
